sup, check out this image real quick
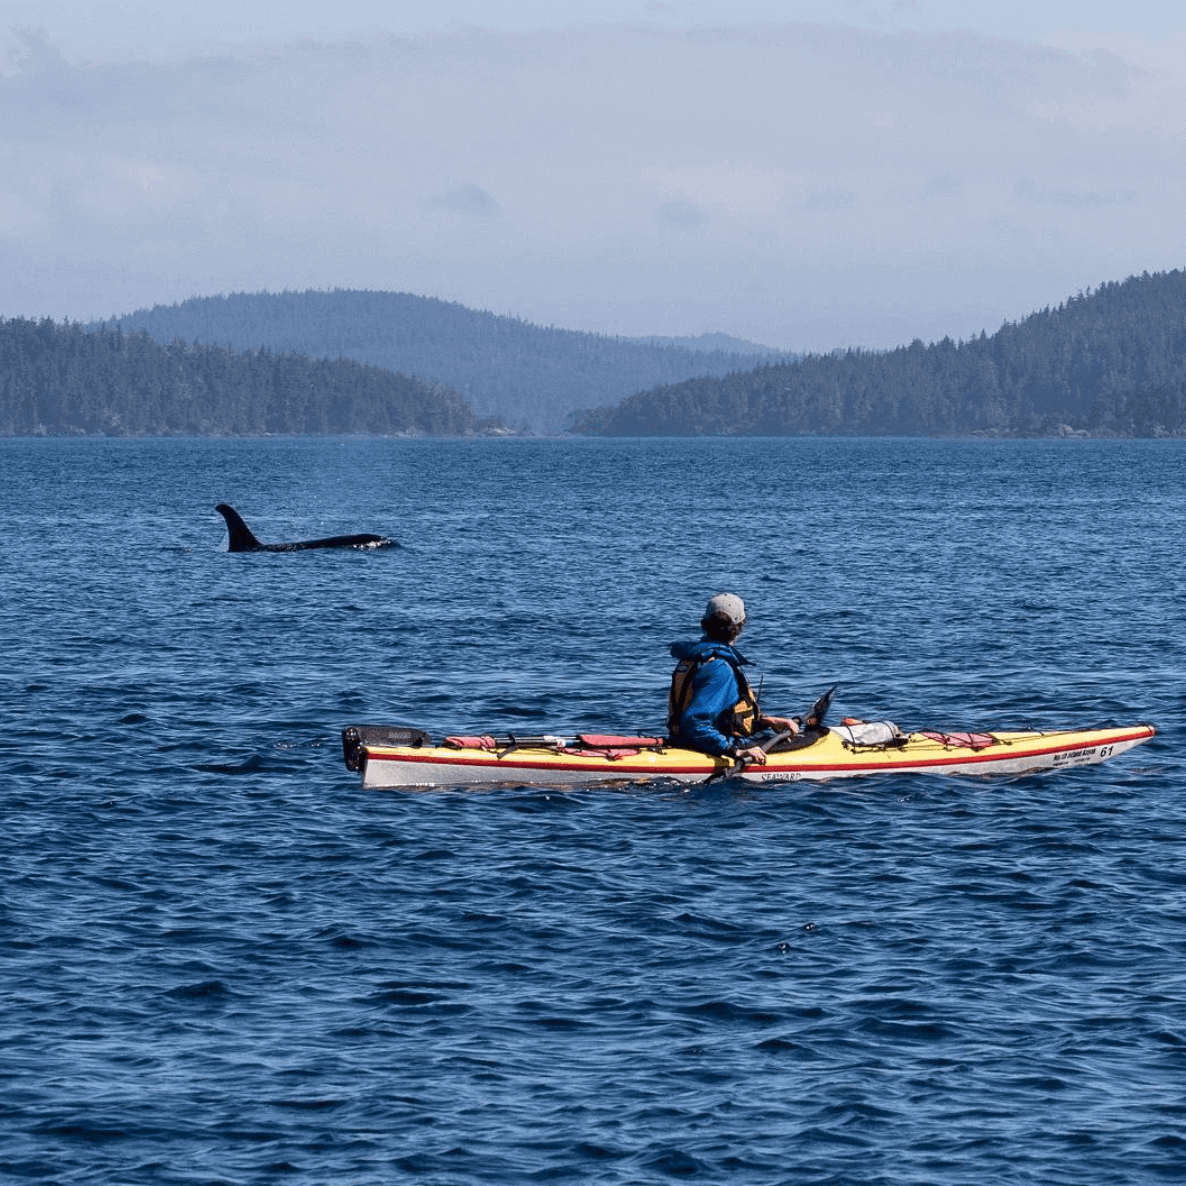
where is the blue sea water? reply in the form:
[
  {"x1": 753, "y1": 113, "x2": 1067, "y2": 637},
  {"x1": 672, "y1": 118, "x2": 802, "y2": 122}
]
[{"x1": 1, "y1": 435, "x2": 1184, "y2": 1185}]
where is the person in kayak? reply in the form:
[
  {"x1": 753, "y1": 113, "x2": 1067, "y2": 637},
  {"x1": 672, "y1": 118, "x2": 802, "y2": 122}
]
[{"x1": 667, "y1": 592, "x2": 800, "y2": 765}]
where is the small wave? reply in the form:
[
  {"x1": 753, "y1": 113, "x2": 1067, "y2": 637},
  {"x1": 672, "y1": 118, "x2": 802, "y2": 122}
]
[
  {"x1": 266, "y1": 1098, "x2": 347, "y2": 1112},
  {"x1": 164, "y1": 979, "x2": 234, "y2": 1000},
  {"x1": 37, "y1": 1123, "x2": 130, "y2": 1143},
  {"x1": 755, "y1": 1036, "x2": 803, "y2": 1053},
  {"x1": 644, "y1": 1147, "x2": 711, "y2": 1176},
  {"x1": 192, "y1": 754, "x2": 290, "y2": 774},
  {"x1": 681, "y1": 999, "x2": 782, "y2": 1025}
]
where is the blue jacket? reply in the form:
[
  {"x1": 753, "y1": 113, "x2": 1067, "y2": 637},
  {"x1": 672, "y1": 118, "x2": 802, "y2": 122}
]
[{"x1": 668, "y1": 638, "x2": 756, "y2": 756}]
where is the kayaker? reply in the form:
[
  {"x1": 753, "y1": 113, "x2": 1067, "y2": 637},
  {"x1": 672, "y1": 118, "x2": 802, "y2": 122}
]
[{"x1": 667, "y1": 593, "x2": 800, "y2": 765}]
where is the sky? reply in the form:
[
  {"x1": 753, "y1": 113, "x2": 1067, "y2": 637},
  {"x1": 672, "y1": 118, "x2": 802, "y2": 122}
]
[{"x1": 2, "y1": 1, "x2": 1185, "y2": 350}]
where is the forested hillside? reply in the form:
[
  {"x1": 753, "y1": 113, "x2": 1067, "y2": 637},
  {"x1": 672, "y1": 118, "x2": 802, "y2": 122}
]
[
  {"x1": 96, "y1": 290, "x2": 786, "y2": 432},
  {"x1": 572, "y1": 270, "x2": 1186, "y2": 437},
  {"x1": 0, "y1": 319, "x2": 481, "y2": 436}
]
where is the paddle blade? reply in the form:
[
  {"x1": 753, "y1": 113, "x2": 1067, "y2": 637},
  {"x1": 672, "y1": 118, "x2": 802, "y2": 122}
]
[{"x1": 804, "y1": 685, "x2": 837, "y2": 728}]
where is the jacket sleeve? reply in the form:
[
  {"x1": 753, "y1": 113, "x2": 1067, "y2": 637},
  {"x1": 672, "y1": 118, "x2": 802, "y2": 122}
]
[{"x1": 676, "y1": 658, "x2": 739, "y2": 756}]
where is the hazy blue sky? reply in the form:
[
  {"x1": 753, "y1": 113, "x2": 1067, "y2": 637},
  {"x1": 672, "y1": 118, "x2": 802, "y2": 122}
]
[
  {"x1": 8, "y1": 1, "x2": 1186, "y2": 47},
  {"x1": 3, "y1": 1, "x2": 1185, "y2": 349}
]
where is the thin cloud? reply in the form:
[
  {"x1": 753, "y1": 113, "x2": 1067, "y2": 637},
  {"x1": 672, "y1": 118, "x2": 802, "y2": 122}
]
[
  {"x1": 921, "y1": 173, "x2": 962, "y2": 199},
  {"x1": 3, "y1": 26, "x2": 62, "y2": 74},
  {"x1": 653, "y1": 199, "x2": 709, "y2": 229},
  {"x1": 422, "y1": 184, "x2": 503, "y2": 218},
  {"x1": 804, "y1": 189, "x2": 855, "y2": 211},
  {"x1": 1014, "y1": 177, "x2": 1137, "y2": 209}
]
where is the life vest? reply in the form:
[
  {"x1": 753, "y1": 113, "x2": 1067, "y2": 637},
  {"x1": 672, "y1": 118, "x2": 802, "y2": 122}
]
[{"x1": 667, "y1": 651, "x2": 760, "y2": 739}]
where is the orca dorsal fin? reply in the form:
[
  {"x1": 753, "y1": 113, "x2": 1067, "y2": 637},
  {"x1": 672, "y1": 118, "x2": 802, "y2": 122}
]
[{"x1": 215, "y1": 504, "x2": 263, "y2": 552}]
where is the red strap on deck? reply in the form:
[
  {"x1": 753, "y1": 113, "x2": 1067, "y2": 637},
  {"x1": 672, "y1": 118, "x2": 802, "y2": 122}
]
[
  {"x1": 570, "y1": 747, "x2": 641, "y2": 760},
  {"x1": 444, "y1": 735, "x2": 498, "y2": 750},
  {"x1": 919, "y1": 731, "x2": 996, "y2": 751},
  {"x1": 577, "y1": 734, "x2": 663, "y2": 748}
]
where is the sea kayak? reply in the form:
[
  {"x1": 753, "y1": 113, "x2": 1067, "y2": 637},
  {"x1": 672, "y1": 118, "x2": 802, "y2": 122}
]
[{"x1": 340, "y1": 720, "x2": 1156, "y2": 790}]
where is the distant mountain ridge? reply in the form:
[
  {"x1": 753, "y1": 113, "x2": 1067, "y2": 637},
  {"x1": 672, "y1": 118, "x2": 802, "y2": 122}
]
[
  {"x1": 571, "y1": 270, "x2": 1186, "y2": 438},
  {"x1": 635, "y1": 332, "x2": 786, "y2": 355},
  {"x1": 93, "y1": 290, "x2": 789, "y2": 432}
]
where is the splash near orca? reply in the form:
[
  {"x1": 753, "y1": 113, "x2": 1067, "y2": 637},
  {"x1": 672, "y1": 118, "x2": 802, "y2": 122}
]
[{"x1": 215, "y1": 504, "x2": 395, "y2": 552}]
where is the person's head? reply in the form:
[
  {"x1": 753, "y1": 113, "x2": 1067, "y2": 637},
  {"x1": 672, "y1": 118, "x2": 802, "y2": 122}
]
[{"x1": 701, "y1": 592, "x2": 746, "y2": 642}]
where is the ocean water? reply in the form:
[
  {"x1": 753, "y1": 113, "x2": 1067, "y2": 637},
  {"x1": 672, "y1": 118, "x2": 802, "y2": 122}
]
[{"x1": 1, "y1": 435, "x2": 1184, "y2": 1185}]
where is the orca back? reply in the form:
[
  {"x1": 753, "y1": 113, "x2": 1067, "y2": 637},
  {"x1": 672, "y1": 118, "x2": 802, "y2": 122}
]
[{"x1": 216, "y1": 503, "x2": 395, "y2": 551}]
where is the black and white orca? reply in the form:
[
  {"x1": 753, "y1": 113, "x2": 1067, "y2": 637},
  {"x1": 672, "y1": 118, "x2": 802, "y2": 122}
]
[{"x1": 216, "y1": 504, "x2": 396, "y2": 552}]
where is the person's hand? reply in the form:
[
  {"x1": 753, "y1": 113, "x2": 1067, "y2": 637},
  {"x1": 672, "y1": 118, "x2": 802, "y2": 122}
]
[
  {"x1": 731, "y1": 745, "x2": 767, "y2": 765},
  {"x1": 762, "y1": 716, "x2": 800, "y2": 735}
]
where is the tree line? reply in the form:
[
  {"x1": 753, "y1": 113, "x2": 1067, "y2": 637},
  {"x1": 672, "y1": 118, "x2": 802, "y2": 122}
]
[
  {"x1": 0, "y1": 318, "x2": 482, "y2": 437},
  {"x1": 571, "y1": 270, "x2": 1186, "y2": 438}
]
